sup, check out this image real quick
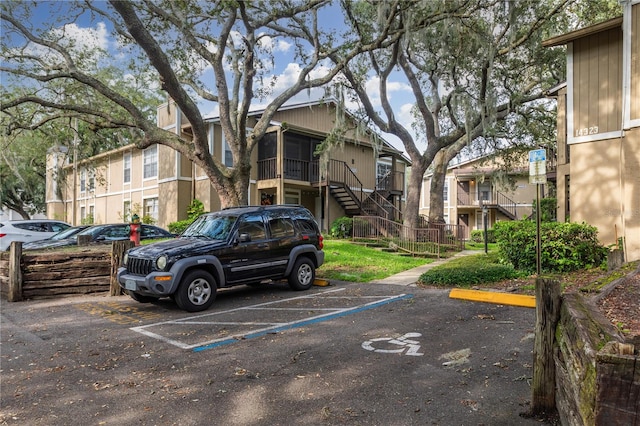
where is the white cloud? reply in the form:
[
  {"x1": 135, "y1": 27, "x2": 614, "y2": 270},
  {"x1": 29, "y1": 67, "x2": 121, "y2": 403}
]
[
  {"x1": 258, "y1": 34, "x2": 292, "y2": 53},
  {"x1": 52, "y1": 22, "x2": 110, "y2": 52}
]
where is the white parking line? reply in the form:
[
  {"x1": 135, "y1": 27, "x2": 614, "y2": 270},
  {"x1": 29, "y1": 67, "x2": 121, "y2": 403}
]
[{"x1": 129, "y1": 288, "x2": 413, "y2": 351}]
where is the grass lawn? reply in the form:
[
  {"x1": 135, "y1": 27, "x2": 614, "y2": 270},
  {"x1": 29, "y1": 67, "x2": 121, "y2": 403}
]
[{"x1": 316, "y1": 239, "x2": 433, "y2": 282}]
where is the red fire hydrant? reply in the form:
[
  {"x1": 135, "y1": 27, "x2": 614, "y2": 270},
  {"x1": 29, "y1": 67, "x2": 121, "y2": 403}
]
[{"x1": 129, "y1": 213, "x2": 141, "y2": 246}]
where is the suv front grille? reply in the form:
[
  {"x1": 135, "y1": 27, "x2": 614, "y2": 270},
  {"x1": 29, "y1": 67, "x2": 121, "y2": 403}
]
[{"x1": 127, "y1": 257, "x2": 153, "y2": 276}]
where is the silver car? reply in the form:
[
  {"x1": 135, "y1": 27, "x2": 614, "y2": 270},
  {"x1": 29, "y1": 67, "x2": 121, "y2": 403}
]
[{"x1": 0, "y1": 219, "x2": 71, "y2": 251}]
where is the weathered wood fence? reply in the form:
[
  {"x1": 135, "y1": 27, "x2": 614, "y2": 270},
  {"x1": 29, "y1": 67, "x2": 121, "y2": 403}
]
[
  {"x1": 0, "y1": 241, "x2": 133, "y2": 301},
  {"x1": 532, "y1": 272, "x2": 639, "y2": 425}
]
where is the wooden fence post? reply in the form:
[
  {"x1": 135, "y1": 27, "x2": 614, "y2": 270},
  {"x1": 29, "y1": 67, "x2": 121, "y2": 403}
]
[
  {"x1": 8, "y1": 241, "x2": 23, "y2": 302},
  {"x1": 77, "y1": 235, "x2": 92, "y2": 246},
  {"x1": 110, "y1": 240, "x2": 134, "y2": 296},
  {"x1": 532, "y1": 277, "x2": 562, "y2": 414}
]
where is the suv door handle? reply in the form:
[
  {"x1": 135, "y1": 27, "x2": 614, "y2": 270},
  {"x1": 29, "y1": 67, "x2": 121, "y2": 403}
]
[{"x1": 257, "y1": 243, "x2": 269, "y2": 249}]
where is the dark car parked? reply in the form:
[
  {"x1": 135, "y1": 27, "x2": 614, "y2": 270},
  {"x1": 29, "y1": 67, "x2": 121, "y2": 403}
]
[
  {"x1": 21, "y1": 225, "x2": 91, "y2": 250},
  {"x1": 22, "y1": 223, "x2": 174, "y2": 250},
  {"x1": 117, "y1": 205, "x2": 325, "y2": 312}
]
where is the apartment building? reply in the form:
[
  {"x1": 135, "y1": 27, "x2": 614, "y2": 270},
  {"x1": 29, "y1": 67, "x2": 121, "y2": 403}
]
[
  {"x1": 46, "y1": 99, "x2": 409, "y2": 232},
  {"x1": 420, "y1": 155, "x2": 539, "y2": 239},
  {"x1": 544, "y1": 0, "x2": 640, "y2": 260}
]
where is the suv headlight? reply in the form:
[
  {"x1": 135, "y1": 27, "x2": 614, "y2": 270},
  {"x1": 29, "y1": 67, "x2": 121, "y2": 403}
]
[
  {"x1": 123, "y1": 253, "x2": 129, "y2": 266},
  {"x1": 156, "y1": 255, "x2": 168, "y2": 271}
]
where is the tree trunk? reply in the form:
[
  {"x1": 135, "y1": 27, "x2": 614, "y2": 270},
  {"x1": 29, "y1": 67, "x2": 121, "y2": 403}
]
[
  {"x1": 403, "y1": 157, "x2": 429, "y2": 230},
  {"x1": 428, "y1": 150, "x2": 448, "y2": 224},
  {"x1": 429, "y1": 138, "x2": 468, "y2": 223}
]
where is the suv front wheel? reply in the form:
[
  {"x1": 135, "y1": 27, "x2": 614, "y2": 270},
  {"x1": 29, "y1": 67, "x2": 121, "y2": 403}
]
[
  {"x1": 174, "y1": 270, "x2": 217, "y2": 312},
  {"x1": 288, "y1": 257, "x2": 315, "y2": 291}
]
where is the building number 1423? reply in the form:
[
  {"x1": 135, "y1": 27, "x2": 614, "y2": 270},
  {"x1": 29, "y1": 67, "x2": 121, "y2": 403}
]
[{"x1": 575, "y1": 126, "x2": 599, "y2": 137}]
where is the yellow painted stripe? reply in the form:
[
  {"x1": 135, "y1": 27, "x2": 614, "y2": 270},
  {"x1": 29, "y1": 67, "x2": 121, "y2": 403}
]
[{"x1": 449, "y1": 289, "x2": 536, "y2": 308}]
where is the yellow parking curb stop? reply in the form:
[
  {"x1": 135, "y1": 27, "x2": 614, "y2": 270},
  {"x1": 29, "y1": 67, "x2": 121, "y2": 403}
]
[{"x1": 449, "y1": 288, "x2": 535, "y2": 308}]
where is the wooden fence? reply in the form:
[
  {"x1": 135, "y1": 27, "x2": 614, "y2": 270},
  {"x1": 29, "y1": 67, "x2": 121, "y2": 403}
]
[{"x1": 0, "y1": 241, "x2": 132, "y2": 301}]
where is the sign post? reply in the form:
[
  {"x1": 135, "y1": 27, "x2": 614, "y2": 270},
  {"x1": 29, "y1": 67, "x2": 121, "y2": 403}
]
[{"x1": 529, "y1": 149, "x2": 546, "y2": 276}]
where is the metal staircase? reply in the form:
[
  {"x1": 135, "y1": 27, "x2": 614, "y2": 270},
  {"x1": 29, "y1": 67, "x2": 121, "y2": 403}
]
[{"x1": 326, "y1": 159, "x2": 402, "y2": 221}]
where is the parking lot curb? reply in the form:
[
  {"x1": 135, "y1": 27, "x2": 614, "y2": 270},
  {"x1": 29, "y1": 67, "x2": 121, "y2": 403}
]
[{"x1": 449, "y1": 288, "x2": 536, "y2": 308}]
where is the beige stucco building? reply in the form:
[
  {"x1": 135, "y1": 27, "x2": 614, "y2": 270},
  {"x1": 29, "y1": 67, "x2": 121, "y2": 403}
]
[
  {"x1": 544, "y1": 0, "x2": 640, "y2": 261},
  {"x1": 46, "y1": 99, "x2": 409, "y2": 232},
  {"x1": 419, "y1": 155, "x2": 539, "y2": 239}
]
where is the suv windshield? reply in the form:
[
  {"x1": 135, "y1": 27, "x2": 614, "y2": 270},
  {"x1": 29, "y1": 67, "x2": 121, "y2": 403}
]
[{"x1": 183, "y1": 215, "x2": 237, "y2": 240}]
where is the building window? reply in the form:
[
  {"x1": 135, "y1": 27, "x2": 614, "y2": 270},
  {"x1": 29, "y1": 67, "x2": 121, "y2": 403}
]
[
  {"x1": 80, "y1": 169, "x2": 86, "y2": 192},
  {"x1": 87, "y1": 205, "x2": 95, "y2": 224},
  {"x1": 376, "y1": 161, "x2": 392, "y2": 189},
  {"x1": 88, "y1": 169, "x2": 95, "y2": 191},
  {"x1": 80, "y1": 206, "x2": 86, "y2": 222},
  {"x1": 144, "y1": 197, "x2": 158, "y2": 221},
  {"x1": 284, "y1": 190, "x2": 300, "y2": 205},
  {"x1": 223, "y1": 136, "x2": 234, "y2": 167},
  {"x1": 143, "y1": 145, "x2": 158, "y2": 179},
  {"x1": 123, "y1": 200, "x2": 131, "y2": 223},
  {"x1": 124, "y1": 152, "x2": 131, "y2": 183},
  {"x1": 443, "y1": 180, "x2": 448, "y2": 202}
]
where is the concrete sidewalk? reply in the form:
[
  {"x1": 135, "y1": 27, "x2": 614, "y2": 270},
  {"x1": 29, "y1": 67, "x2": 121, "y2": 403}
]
[{"x1": 370, "y1": 249, "x2": 483, "y2": 286}]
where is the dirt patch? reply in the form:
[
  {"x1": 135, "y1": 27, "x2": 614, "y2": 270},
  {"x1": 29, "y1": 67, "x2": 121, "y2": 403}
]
[
  {"x1": 595, "y1": 271, "x2": 640, "y2": 337},
  {"x1": 471, "y1": 262, "x2": 640, "y2": 339}
]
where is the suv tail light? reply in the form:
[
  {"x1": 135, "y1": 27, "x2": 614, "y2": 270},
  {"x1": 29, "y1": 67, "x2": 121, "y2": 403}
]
[
  {"x1": 0, "y1": 234, "x2": 6, "y2": 238},
  {"x1": 319, "y1": 234, "x2": 324, "y2": 249}
]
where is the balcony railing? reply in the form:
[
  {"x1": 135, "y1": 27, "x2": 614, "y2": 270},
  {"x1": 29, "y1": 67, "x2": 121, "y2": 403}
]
[{"x1": 257, "y1": 157, "x2": 320, "y2": 182}]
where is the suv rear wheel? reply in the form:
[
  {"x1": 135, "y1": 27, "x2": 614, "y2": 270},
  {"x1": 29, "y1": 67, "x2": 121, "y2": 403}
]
[
  {"x1": 174, "y1": 270, "x2": 217, "y2": 312},
  {"x1": 288, "y1": 257, "x2": 315, "y2": 291}
]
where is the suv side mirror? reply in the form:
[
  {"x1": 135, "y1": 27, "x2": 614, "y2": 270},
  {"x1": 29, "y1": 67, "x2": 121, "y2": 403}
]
[{"x1": 239, "y1": 233, "x2": 252, "y2": 243}]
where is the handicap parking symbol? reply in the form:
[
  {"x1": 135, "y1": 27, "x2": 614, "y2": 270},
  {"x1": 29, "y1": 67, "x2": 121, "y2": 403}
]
[{"x1": 361, "y1": 332, "x2": 424, "y2": 356}]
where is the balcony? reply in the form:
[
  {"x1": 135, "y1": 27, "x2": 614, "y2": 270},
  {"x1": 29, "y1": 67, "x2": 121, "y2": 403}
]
[{"x1": 257, "y1": 158, "x2": 320, "y2": 182}]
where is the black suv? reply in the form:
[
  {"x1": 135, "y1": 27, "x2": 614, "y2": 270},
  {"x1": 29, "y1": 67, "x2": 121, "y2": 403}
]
[{"x1": 117, "y1": 205, "x2": 324, "y2": 312}]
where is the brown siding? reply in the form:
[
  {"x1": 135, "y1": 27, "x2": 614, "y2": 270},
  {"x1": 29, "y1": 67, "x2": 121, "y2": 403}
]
[
  {"x1": 631, "y1": 3, "x2": 640, "y2": 121},
  {"x1": 271, "y1": 104, "x2": 336, "y2": 134},
  {"x1": 569, "y1": 133, "x2": 640, "y2": 260},
  {"x1": 158, "y1": 145, "x2": 176, "y2": 180},
  {"x1": 573, "y1": 28, "x2": 623, "y2": 136}
]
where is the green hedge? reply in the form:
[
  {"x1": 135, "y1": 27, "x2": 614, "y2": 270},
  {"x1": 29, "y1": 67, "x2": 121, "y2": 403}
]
[
  {"x1": 330, "y1": 216, "x2": 353, "y2": 238},
  {"x1": 470, "y1": 228, "x2": 496, "y2": 243},
  {"x1": 493, "y1": 220, "x2": 607, "y2": 274},
  {"x1": 419, "y1": 252, "x2": 523, "y2": 287},
  {"x1": 167, "y1": 199, "x2": 205, "y2": 235}
]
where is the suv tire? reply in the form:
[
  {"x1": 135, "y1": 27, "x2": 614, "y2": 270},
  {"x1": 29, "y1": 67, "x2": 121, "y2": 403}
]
[
  {"x1": 174, "y1": 270, "x2": 217, "y2": 312},
  {"x1": 288, "y1": 257, "x2": 315, "y2": 291}
]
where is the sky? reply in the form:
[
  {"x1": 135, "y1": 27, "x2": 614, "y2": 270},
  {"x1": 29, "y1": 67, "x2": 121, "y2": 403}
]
[{"x1": 17, "y1": 0, "x2": 417, "y2": 154}]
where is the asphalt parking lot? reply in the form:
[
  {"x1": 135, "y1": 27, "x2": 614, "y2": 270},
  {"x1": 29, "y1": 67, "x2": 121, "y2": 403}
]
[{"x1": 1, "y1": 281, "x2": 549, "y2": 425}]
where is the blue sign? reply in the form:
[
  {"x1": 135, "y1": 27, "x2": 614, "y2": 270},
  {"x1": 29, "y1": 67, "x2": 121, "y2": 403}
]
[{"x1": 529, "y1": 149, "x2": 546, "y2": 163}]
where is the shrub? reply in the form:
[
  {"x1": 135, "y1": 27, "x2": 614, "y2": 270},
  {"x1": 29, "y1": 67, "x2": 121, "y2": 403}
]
[
  {"x1": 531, "y1": 197, "x2": 557, "y2": 222},
  {"x1": 494, "y1": 220, "x2": 607, "y2": 274},
  {"x1": 330, "y1": 216, "x2": 353, "y2": 238},
  {"x1": 168, "y1": 219, "x2": 192, "y2": 235},
  {"x1": 419, "y1": 253, "x2": 523, "y2": 287},
  {"x1": 470, "y1": 228, "x2": 496, "y2": 243},
  {"x1": 167, "y1": 199, "x2": 205, "y2": 235}
]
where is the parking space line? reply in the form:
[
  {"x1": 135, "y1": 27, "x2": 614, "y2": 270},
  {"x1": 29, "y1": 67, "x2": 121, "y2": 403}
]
[{"x1": 128, "y1": 289, "x2": 413, "y2": 351}]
